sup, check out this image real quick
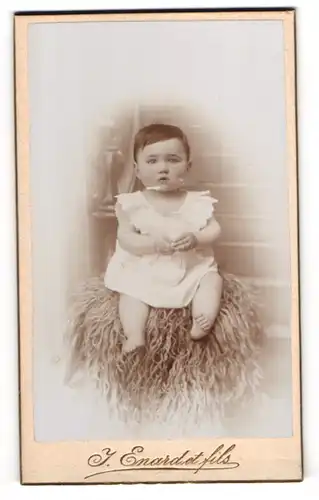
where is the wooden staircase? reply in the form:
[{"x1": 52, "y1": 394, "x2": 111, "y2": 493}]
[{"x1": 214, "y1": 208, "x2": 291, "y2": 340}]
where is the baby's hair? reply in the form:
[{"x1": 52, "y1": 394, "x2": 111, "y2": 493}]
[{"x1": 133, "y1": 123, "x2": 191, "y2": 162}]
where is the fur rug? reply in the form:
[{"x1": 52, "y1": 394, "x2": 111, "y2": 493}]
[{"x1": 65, "y1": 273, "x2": 264, "y2": 423}]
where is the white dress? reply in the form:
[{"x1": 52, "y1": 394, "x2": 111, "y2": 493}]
[{"x1": 104, "y1": 190, "x2": 219, "y2": 308}]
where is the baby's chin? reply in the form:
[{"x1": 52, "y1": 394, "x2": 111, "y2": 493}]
[
  {"x1": 146, "y1": 183, "x2": 184, "y2": 192},
  {"x1": 146, "y1": 185, "x2": 175, "y2": 192}
]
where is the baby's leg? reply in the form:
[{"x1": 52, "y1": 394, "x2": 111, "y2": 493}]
[
  {"x1": 191, "y1": 272, "x2": 223, "y2": 340},
  {"x1": 118, "y1": 294, "x2": 149, "y2": 352}
]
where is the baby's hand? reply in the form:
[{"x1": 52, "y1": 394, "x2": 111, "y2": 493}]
[
  {"x1": 154, "y1": 237, "x2": 174, "y2": 255},
  {"x1": 171, "y1": 232, "x2": 198, "y2": 251}
]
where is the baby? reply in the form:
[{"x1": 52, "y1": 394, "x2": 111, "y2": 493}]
[{"x1": 104, "y1": 123, "x2": 223, "y2": 352}]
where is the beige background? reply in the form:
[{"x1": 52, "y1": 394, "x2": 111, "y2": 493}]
[
  {"x1": 28, "y1": 17, "x2": 292, "y2": 441},
  {"x1": 15, "y1": 10, "x2": 301, "y2": 483}
]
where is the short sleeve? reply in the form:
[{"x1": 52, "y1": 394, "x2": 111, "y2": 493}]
[
  {"x1": 183, "y1": 190, "x2": 218, "y2": 230},
  {"x1": 115, "y1": 191, "x2": 152, "y2": 233},
  {"x1": 115, "y1": 192, "x2": 143, "y2": 213}
]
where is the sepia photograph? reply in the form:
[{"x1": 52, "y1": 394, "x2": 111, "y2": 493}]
[{"x1": 15, "y1": 9, "x2": 301, "y2": 483}]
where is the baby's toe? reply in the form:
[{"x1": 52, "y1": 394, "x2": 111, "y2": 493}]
[
  {"x1": 197, "y1": 315, "x2": 211, "y2": 331},
  {"x1": 196, "y1": 315, "x2": 207, "y2": 327}
]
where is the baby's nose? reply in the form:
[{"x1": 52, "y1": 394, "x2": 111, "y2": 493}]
[{"x1": 159, "y1": 163, "x2": 169, "y2": 173}]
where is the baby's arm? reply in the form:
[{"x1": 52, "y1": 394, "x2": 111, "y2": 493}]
[
  {"x1": 116, "y1": 202, "x2": 156, "y2": 256},
  {"x1": 194, "y1": 216, "x2": 221, "y2": 248},
  {"x1": 171, "y1": 216, "x2": 221, "y2": 252},
  {"x1": 116, "y1": 202, "x2": 172, "y2": 256}
]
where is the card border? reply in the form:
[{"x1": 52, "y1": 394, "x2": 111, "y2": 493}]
[{"x1": 14, "y1": 8, "x2": 302, "y2": 484}]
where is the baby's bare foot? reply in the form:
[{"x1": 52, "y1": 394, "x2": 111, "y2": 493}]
[{"x1": 190, "y1": 314, "x2": 212, "y2": 340}]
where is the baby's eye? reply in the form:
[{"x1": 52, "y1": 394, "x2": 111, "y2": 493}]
[
  {"x1": 146, "y1": 158, "x2": 157, "y2": 164},
  {"x1": 168, "y1": 157, "x2": 180, "y2": 163}
]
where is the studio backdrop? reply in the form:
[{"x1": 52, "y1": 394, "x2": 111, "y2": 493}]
[{"x1": 27, "y1": 19, "x2": 291, "y2": 440}]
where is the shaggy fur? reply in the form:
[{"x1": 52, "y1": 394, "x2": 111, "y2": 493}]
[{"x1": 65, "y1": 273, "x2": 264, "y2": 423}]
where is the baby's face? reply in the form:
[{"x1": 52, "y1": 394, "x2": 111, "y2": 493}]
[{"x1": 135, "y1": 138, "x2": 190, "y2": 191}]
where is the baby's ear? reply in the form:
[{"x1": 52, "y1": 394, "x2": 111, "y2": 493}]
[
  {"x1": 187, "y1": 160, "x2": 192, "y2": 170},
  {"x1": 133, "y1": 162, "x2": 139, "y2": 175}
]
